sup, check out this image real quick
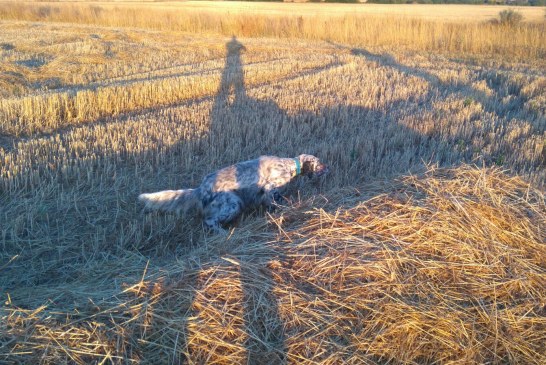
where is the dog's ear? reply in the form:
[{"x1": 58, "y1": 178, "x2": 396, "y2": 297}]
[{"x1": 302, "y1": 161, "x2": 315, "y2": 177}]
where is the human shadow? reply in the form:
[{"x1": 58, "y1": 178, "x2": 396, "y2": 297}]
[
  {"x1": 216, "y1": 36, "x2": 247, "y2": 105},
  {"x1": 347, "y1": 46, "x2": 545, "y2": 180},
  {"x1": 207, "y1": 36, "x2": 295, "y2": 162},
  {"x1": 238, "y1": 249, "x2": 287, "y2": 363},
  {"x1": 351, "y1": 48, "x2": 513, "y2": 119},
  {"x1": 206, "y1": 36, "x2": 288, "y2": 363},
  {"x1": 351, "y1": 46, "x2": 545, "y2": 133}
]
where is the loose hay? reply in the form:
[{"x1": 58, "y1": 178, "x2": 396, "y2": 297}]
[{"x1": 2, "y1": 166, "x2": 545, "y2": 364}]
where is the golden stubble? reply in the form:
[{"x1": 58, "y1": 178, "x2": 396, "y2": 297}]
[{"x1": 0, "y1": 8, "x2": 545, "y2": 365}]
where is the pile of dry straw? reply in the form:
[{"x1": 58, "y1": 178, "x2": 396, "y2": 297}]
[{"x1": 2, "y1": 165, "x2": 545, "y2": 364}]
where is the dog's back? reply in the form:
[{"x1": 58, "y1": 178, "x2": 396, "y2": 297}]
[{"x1": 202, "y1": 156, "x2": 293, "y2": 190}]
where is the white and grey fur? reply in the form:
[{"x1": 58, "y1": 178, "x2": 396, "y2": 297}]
[{"x1": 139, "y1": 154, "x2": 329, "y2": 232}]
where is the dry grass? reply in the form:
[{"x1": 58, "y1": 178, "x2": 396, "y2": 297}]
[
  {"x1": 0, "y1": 1, "x2": 544, "y2": 60},
  {"x1": 2, "y1": 166, "x2": 545, "y2": 364},
  {"x1": 0, "y1": 6, "x2": 545, "y2": 365},
  {"x1": 2, "y1": 1, "x2": 546, "y2": 23}
]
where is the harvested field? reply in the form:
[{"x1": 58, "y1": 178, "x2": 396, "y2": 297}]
[{"x1": 0, "y1": 3, "x2": 545, "y2": 364}]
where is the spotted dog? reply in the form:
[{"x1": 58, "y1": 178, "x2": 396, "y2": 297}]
[{"x1": 139, "y1": 154, "x2": 329, "y2": 232}]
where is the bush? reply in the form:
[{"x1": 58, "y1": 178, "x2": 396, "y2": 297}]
[{"x1": 498, "y1": 9, "x2": 524, "y2": 27}]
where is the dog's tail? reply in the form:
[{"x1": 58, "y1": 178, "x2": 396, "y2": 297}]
[{"x1": 138, "y1": 188, "x2": 201, "y2": 215}]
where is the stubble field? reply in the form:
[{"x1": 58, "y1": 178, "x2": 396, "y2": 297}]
[{"x1": 1, "y1": 2, "x2": 545, "y2": 364}]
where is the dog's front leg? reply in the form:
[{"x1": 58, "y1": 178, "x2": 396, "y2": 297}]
[
  {"x1": 263, "y1": 188, "x2": 286, "y2": 212},
  {"x1": 203, "y1": 218, "x2": 227, "y2": 234}
]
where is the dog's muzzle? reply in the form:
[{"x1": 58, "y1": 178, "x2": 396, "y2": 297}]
[{"x1": 314, "y1": 164, "x2": 329, "y2": 177}]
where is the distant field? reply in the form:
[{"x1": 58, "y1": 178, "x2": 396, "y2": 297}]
[
  {"x1": 0, "y1": 1, "x2": 545, "y2": 60},
  {"x1": 125, "y1": 2, "x2": 546, "y2": 22},
  {"x1": 1, "y1": 1, "x2": 546, "y2": 23},
  {"x1": 0, "y1": 2, "x2": 545, "y2": 364}
]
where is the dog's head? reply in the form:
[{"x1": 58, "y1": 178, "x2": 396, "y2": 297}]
[{"x1": 297, "y1": 154, "x2": 329, "y2": 178}]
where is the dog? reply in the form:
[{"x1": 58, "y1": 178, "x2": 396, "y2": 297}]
[{"x1": 139, "y1": 154, "x2": 329, "y2": 232}]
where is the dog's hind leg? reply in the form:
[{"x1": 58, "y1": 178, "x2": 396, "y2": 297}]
[{"x1": 203, "y1": 192, "x2": 243, "y2": 232}]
